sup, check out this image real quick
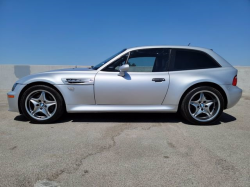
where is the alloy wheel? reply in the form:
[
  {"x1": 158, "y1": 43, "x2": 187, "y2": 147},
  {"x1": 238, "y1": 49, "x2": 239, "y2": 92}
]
[
  {"x1": 25, "y1": 90, "x2": 57, "y2": 120},
  {"x1": 188, "y1": 90, "x2": 220, "y2": 122}
]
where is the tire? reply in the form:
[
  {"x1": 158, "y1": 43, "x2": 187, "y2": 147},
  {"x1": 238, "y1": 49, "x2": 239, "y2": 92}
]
[
  {"x1": 20, "y1": 85, "x2": 65, "y2": 124},
  {"x1": 180, "y1": 86, "x2": 224, "y2": 125}
]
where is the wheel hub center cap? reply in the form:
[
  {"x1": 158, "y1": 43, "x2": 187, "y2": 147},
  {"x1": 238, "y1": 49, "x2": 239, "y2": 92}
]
[
  {"x1": 200, "y1": 103, "x2": 204, "y2": 108},
  {"x1": 40, "y1": 103, "x2": 44, "y2": 107}
]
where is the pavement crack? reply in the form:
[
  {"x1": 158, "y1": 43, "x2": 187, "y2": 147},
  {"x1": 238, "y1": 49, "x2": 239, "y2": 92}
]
[
  {"x1": 48, "y1": 146, "x2": 111, "y2": 181},
  {"x1": 48, "y1": 123, "x2": 132, "y2": 181}
]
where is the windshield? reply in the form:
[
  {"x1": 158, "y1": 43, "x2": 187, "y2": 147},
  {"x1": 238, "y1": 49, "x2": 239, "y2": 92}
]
[{"x1": 92, "y1": 49, "x2": 127, "y2": 70}]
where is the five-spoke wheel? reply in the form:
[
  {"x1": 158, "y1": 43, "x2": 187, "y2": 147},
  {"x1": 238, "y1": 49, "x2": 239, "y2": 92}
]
[
  {"x1": 25, "y1": 90, "x2": 57, "y2": 120},
  {"x1": 188, "y1": 91, "x2": 220, "y2": 122},
  {"x1": 20, "y1": 85, "x2": 64, "y2": 123},
  {"x1": 180, "y1": 86, "x2": 224, "y2": 125}
]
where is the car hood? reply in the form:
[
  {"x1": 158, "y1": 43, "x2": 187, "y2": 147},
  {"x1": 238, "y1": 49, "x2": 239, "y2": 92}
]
[
  {"x1": 48, "y1": 67, "x2": 94, "y2": 72},
  {"x1": 16, "y1": 67, "x2": 97, "y2": 85}
]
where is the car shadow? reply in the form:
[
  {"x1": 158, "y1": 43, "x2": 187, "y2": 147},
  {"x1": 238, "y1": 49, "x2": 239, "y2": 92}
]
[{"x1": 14, "y1": 112, "x2": 236, "y2": 126}]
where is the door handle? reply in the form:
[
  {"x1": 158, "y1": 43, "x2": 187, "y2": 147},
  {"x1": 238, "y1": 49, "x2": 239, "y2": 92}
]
[{"x1": 152, "y1": 78, "x2": 165, "y2": 82}]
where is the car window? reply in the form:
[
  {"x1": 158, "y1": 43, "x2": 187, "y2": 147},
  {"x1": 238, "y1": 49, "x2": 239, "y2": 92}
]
[
  {"x1": 172, "y1": 49, "x2": 220, "y2": 71},
  {"x1": 92, "y1": 49, "x2": 127, "y2": 70},
  {"x1": 127, "y1": 56, "x2": 155, "y2": 72},
  {"x1": 102, "y1": 48, "x2": 170, "y2": 72},
  {"x1": 102, "y1": 53, "x2": 129, "y2": 72},
  {"x1": 128, "y1": 49, "x2": 169, "y2": 72}
]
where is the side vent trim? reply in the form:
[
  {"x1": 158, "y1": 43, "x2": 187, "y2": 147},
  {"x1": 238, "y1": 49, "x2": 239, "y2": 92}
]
[{"x1": 61, "y1": 78, "x2": 94, "y2": 85}]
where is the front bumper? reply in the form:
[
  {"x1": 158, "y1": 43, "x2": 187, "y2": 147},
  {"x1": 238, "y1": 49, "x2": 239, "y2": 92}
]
[
  {"x1": 221, "y1": 85, "x2": 242, "y2": 109},
  {"x1": 7, "y1": 84, "x2": 26, "y2": 113}
]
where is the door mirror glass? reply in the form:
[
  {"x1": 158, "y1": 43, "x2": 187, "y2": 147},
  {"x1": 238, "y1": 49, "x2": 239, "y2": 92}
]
[{"x1": 118, "y1": 64, "x2": 129, "y2": 76}]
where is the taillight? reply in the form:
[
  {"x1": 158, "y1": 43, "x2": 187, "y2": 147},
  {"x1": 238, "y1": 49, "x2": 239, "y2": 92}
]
[{"x1": 232, "y1": 75, "x2": 237, "y2": 86}]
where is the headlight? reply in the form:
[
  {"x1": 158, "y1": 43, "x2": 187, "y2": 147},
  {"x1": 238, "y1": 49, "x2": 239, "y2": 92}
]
[{"x1": 12, "y1": 83, "x2": 19, "y2": 91}]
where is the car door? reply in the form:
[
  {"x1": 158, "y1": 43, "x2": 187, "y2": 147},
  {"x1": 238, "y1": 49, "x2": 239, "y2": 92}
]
[{"x1": 94, "y1": 48, "x2": 170, "y2": 105}]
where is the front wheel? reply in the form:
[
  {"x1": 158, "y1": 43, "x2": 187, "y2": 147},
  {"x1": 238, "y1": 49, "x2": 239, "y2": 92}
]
[
  {"x1": 20, "y1": 85, "x2": 65, "y2": 124},
  {"x1": 180, "y1": 86, "x2": 224, "y2": 125}
]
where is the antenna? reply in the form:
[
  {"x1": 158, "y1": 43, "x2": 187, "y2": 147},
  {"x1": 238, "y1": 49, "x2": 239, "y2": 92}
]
[{"x1": 188, "y1": 43, "x2": 191, "y2": 46}]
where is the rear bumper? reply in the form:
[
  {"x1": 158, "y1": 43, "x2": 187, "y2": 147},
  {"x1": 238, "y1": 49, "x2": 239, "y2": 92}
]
[
  {"x1": 7, "y1": 84, "x2": 26, "y2": 112},
  {"x1": 221, "y1": 85, "x2": 242, "y2": 109}
]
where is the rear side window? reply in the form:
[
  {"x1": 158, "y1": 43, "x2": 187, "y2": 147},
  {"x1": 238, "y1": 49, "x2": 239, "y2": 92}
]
[{"x1": 171, "y1": 49, "x2": 220, "y2": 71}]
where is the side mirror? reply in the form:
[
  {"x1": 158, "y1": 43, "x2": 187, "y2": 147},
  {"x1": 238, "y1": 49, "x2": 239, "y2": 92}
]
[{"x1": 118, "y1": 64, "x2": 129, "y2": 76}]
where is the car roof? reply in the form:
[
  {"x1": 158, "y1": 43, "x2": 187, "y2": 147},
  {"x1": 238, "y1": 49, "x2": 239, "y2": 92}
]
[{"x1": 127, "y1": 45, "x2": 210, "y2": 51}]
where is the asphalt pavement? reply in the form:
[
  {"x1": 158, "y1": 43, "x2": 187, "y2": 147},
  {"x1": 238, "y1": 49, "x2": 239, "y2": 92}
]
[{"x1": 0, "y1": 90, "x2": 250, "y2": 187}]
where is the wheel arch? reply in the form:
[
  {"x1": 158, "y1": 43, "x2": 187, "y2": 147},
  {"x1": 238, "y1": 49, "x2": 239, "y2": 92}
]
[
  {"x1": 18, "y1": 82, "x2": 66, "y2": 114},
  {"x1": 178, "y1": 82, "x2": 228, "y2": 111}
]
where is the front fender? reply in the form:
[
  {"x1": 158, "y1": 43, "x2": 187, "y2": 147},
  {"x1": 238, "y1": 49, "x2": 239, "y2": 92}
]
[{"x1": 17, "y1": 73, "x2": 63, "y2": 85}]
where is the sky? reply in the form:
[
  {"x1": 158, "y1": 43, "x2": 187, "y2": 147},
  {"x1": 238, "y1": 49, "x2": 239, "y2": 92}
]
[{"x1": 0, "y1": 0, "x2": 249, "y2": 66}]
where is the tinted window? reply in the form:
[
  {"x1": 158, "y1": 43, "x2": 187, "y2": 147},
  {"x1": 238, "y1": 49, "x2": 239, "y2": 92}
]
[
  {"x1": 102, "y1": 53, "x2": 129, "y2": 72},
  {"x1": 92, "y1": 49, "x2": 126, "y2": 70},
  {"x1": 172, "y1": 50, "x2": 220, "y2": 71},
  {"x1": 128, "y1": 49, "x2": 169, "y2": 72},
  {"x1": 102, "y1": 48, "x2": 170, "y2": 72}
]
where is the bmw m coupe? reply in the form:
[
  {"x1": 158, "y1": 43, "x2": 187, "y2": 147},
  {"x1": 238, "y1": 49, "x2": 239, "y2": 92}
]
[{"x1": 7, "y1": 46, "x2": 242, "y2": 124}]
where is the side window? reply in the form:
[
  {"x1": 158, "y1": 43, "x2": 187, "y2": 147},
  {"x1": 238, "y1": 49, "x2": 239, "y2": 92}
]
[
  {"x1": 102, "y1": 49, "x2": 170, "y2": 72},
  {"x1": 102, "y1": 53, "x2": 129, "y2": 72},
  {"x1": 128, "y1": 49, "x2": 170, "y2": 72},
  {"x1": 172, "y1": 49, "x2": 220, "y2": 71}
]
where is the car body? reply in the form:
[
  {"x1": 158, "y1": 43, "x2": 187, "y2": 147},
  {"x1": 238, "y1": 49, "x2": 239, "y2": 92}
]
[{"x1": 7, "y1": 46, "x2": 242, "y2": 124}]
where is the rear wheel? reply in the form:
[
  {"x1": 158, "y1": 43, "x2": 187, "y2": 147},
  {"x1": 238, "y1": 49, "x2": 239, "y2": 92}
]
[
  {"x1": 20, "y1": 85, "x2": 64, "y2": 124},
  {"x1": 180, "y1": 86, "x2": 224, "y2": 125}
]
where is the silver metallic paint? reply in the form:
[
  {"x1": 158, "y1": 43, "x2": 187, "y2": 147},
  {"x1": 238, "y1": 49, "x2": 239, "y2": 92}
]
[
  {"x1": 118, "y1": 64, "x2": 130, "y2": 76},
  {"x1": 66, "y1": 105, "x2": 178, "y2": 113},
  {"x1": 7, "y1": 46, "x2": 242, "y2": 114},
  {"x1": 55, "y1": 85, "x2": 95, "y2": 105},
  {"x1": 7, "y1": 84, "x2": 26, "y2": 112},
  {"x1": 163, "y1": 67, "x2": 239, "y2": 106},
  {"x1": 94, "y1": 71, "x2": 170, "y2": 105}
]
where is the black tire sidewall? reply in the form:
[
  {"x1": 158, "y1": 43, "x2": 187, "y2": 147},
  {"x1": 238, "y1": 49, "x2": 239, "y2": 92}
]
[
  {"x1": 181, "y1": 86, "x2": 224, "y2": 125},
  {"x1": 20, "y1": 85, "x2": 64, "y2": 124}
]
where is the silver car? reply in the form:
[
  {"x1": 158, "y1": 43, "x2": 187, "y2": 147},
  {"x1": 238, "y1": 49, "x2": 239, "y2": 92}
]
[{"x1": 7, "y1": 46, "x2": 242, "y2": 124}]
